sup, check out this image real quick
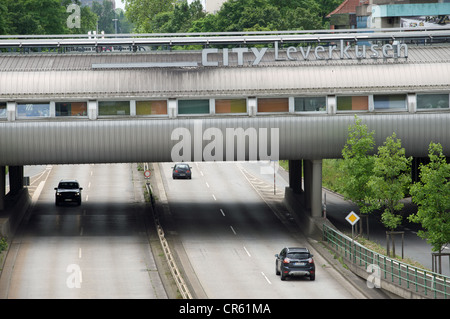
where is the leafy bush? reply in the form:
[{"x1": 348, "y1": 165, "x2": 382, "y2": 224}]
[{"x1": 0, "y1": 237, "x2": 8, "y2": 253}]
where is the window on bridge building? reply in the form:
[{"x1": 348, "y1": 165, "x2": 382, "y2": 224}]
[
  {"x1": 136, "y1": 100, "x2": 168, "y2": 115},
  {"x1": 178, "y1": 99, "x2": 210, "y2": 115},
  {"x1": 0, "y1": 103, "x2": 5, "y2": 118},
  {"x1": 417, "y1": 94, "x2": 449, "y2": 110},
  {"x1": 337, "y1": 96, "x2": 369, "y2": 111},
  {"x1": 257, "y1": 98, "x2": 289, "y2": 113},
  {"x1": 55, "y1": 102, "x2": 87, "y2": 116},
  {"x1": 215, "y1": 99, "x2": 246, "y2": 114},
  {"x1": 17, "y1": 103, "x2": 50, "y2": 118},
  {"x1": 374, "y1": 94, "x2": 406, "y2": 110},
  {"x1": 294, "y1": 97, "x2": 327, "y2": 112},
  {"x1": 98, "y1": 101, "x2": 130, "y2": 116}
]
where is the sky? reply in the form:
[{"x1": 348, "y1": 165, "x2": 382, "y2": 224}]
[{"x1": 115, "y1": 0, "x2": 125, "y2": 10}]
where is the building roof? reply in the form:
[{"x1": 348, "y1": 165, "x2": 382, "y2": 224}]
[
  {"x1": 327, "y1": 0, "x2": 368, "y2": 18},
  {"x1": 0, "y1": 45, "x2": 449, "y2": 100}
]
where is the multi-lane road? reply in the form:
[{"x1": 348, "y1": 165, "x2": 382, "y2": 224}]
[
  {"x1": 0, "y1": 164, "x2": 167, "y2": 298},
  {"x1": 157, "y1": 161, "x2": 369, "y2": 299},
  {"x1": 0, "y1": 161, "x2": 384, "y2": 299}
]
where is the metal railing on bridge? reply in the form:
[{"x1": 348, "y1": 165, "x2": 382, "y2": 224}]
[
  {"x1": 1, "y1": 27, "x2": 450, "y2": 52},
  {"x1": 323, "y1": 224, "x2": 449, "y2": 299}
]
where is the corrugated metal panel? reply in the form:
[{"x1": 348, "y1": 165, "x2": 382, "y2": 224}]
[
  {"x1": 0, "y1": 113, "x2": 448, "y2": 165},
  {"x1": 0, "y1": 44, "x2": 448, "y2": 69},
  {"x1": 0, "y1": 47, "x2": 412, "y2": 70},
  {"x1": 1, "y1": 59, "x2": 449, "y2": 99}
]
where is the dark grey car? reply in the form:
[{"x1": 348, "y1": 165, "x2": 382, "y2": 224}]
[
  {"x1": 172, "y1": 163, "x2": 192, "y2": 179},
  {"x1": 275, "y1": 247, "x2": 315, "y2": 281}
]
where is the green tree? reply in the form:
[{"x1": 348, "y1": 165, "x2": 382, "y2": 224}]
[
  {"x1": 0, "y1": 237, "x2": 7, "y2": 253},
  {"x1": 150, "y1": 0, "x2": 206, "y2": 33},
  {"x1": 116, "y1": 9, "x2": 134, "y2": 34},
  {"x1": 124, "y1": 0, "x2": 174, "y2": 33},
  {"x1": 92, "y1": 0, "x2": 116, "y2": 34},
  {"x1": 338, "y1": 115, "x2": 375, "y2": 214},
  {"x1": 409, "y1": 142, "x2": 450, "y2": 252},
  {"x1": 0, "y1": 2, "x2": 12, "y2": 35},
  {"x1": 68, "y1": 1, "x2": 99, "y2": 35},
  {"x1": 0, "y1": 0, "x2": 98, "y2": 35},
  {"x1": 3, "y1": 0, "x2": 69, "y2": 35},
  {"x1": 314, "y1": 0, "x2": 345, "y2": 26},
  {"x1": 124, "y1": 0, "x2": 336, "y2": 33},
  {"x1": 214, "y1": 0, "x2": 281, "y2": 32},
  {"x1": 189, "y1": 13, "x2": 218, "y2": 33},
  {"x1": 269, "y1": 0, "x2": 322, "y2": 30},
  {"x1": 280, "y1": 6, "x2": 323, "y2": 30},
  {"x1": 367, "y1": 132, "x2": 412, "y2": 230}
]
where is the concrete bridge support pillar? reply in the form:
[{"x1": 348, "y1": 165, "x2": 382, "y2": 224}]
[
  {"x1": 303, "y1": 159, "x2": 323, "y2": 218},
  {"x1": 8, "y1": 166, "x2": 24, "y2": 195},
  {"x1": 303, "y1": 160, "x2": 312, "y2": 209},
  {"x1": 310, "y1": 159, "x2": 323, "y2": 218},
  {"x1": 0, "y1": 166, "x2": 5, "y2": 211},
  {"x1": 288, "y1": 160, "x2": 302, "y2": 194}
]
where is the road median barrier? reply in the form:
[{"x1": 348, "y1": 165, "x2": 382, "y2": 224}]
[{"x1": 145, "y1": 182, "x2": 192, "y2": 299}]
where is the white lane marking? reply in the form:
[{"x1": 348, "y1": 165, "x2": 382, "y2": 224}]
[
  {"x1": 212, "y1": 194, "x2": 216, "y2": 201},
  {"x1": 230, "y1": 226, "x2": 237, "y2": 235},
  {"x1": 220, "y1": 209, "x2": 225, "y2": 217},
  {"x1": 200, "y1": 171, "x2": 204, "y2": 176},
  {"x1": 261, "y1": 272, "x2": 272, "y2": 285},
  {"x1": 30, "y1": 166, "x2": 52, "y2": 186},
  {"x1": 31, "y1": 181, "x2": 45, "y2": 203},
  {"x1": 205, "y1": 182, "x2": 210, "y2": 188},
  {"x1": 85, "y1": 195, "x2": 89, "y2": 202},
  {"x1": 79, "y1": 248, "x2": 82, "y2": 259},
  {"x1": 243, "y1": 246, "x2": 251, "y2": 257}
]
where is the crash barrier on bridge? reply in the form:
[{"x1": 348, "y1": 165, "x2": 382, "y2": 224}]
[
  {"x1": 145, "y1": 182, "x2": 192, "y2": 299},
  {"x1": 323, "y1": 224, "x2": 449, "y2": 299}
]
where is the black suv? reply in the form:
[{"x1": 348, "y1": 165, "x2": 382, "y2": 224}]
[
  {"x1": 275, "y1": 247, "x2": 315, "y2": 281},
  {"x1": 55, "y1": 179, "x2": 83, "y2": 206}
]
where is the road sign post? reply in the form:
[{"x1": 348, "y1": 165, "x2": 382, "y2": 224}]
[
  {"x1": 144, "y1": 170, "x2": 152, "y2": 190},
  {"x1": 345, "y1": 211, "x2": 360, "y2": 262}
]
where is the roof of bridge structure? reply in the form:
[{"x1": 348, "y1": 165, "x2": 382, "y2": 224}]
[
  {"x1": 0, "y1": 40, "x2": 450, "y2": 72},
  {"x1": 1, "y1": 29, "x2": 450, "y2": 99},
  {"x1": 0, "y1": 44, "x2": 450, "y2": 71}
]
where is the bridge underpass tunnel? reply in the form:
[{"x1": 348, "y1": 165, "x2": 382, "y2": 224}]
[
  {"x1": 0, "y1": 165, "x2": 24, "y2": 211},
  {"x1": 288, "y1": 159, "x2": 302, "y2": 194},
  {"x1": 288, "y1": 159, "x2": 323, "y2": 218},
  {"x1": 0, "y1": 166, "x2": 5, "y2": 211},
  {"x1": 8, "y1": 166, "x2": 24, "y2": 195}
]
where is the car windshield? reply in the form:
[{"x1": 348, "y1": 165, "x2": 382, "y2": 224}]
[
  {"x1": 58, "y1": 182, "x2": 79, "y2": 189},
  {"x1": 176, "y1": 165, "x2": 189, "y2": 169},
  {"x1": 287, "y1": 253, "x2": 309, "y2": 259}
]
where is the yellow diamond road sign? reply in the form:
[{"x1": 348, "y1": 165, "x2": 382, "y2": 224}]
[{"x1": 345, "y1": 211, "x2": 360, "y2": 226}]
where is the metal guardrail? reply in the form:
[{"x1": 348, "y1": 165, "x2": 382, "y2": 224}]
[
  {"x1": 1, "y1": 27, "x2": 450, "y2": 49},
  {"x1": 143, "y1": 162, "x2": 192, "y2": 299},
  {"x1": 154, "y1": 213, "x2": 193, "y2": 299},
  {"x1": 323, "y1": 224, "x2": 449, "y2": 299}
]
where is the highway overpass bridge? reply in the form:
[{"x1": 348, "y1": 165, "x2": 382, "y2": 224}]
[{"x1": 1, "y1": 29, "x2": 449, "y2": 218}]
